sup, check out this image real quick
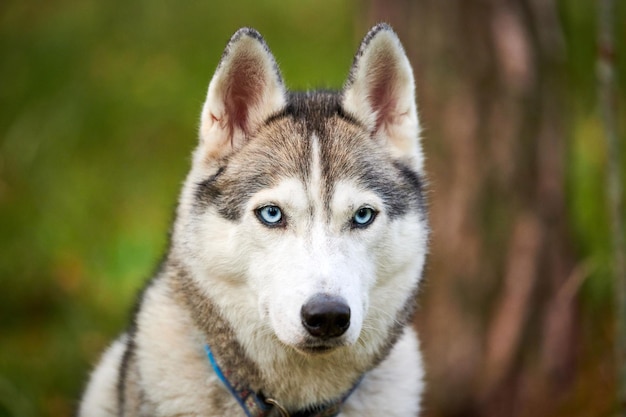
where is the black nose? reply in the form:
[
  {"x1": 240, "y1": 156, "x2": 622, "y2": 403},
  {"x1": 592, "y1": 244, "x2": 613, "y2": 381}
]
[{"x1": 301, "y1": 294, "x2": 351, "y2": 339}]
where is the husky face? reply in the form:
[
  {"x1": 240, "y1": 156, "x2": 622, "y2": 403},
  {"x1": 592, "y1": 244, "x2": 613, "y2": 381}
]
[{"x1": 173, "y1": 25, "x2": 427, "y2": 356}]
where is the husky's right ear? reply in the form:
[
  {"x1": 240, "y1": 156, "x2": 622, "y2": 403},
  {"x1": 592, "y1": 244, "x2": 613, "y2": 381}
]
[{"x1": 198, "y1": 28, "x2": 286, "y2": 162}]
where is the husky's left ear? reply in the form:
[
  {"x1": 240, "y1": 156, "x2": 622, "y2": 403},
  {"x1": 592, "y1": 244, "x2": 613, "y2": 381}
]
[
  {"x1": 343, "y1": 24, "x2": 422, "y2": 169},
  {"x1": 199, "y1": 28, "x2": 286, "y2": 162}
]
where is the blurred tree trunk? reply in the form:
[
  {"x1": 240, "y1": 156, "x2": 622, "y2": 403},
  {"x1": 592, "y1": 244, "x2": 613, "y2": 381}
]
[
  {"x1": 362, "y1": 1, "x2": 577, "y2": 416},
  {"x1": 598, "y1": 0, "x2": 626, "y2": 413}
]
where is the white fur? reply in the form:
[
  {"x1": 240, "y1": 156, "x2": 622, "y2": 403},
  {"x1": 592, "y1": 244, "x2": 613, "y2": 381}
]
[
  {"x1": 342, "y1": 327, "x2": 424, "y2": 417},
  {"x1": 79, "y1": 336, "x2": 128, "y2": 417}
]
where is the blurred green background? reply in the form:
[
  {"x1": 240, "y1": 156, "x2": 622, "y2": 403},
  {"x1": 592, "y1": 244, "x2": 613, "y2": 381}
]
[{"x1": 0, "y1": 1, "x2": 624, "y2": 416}]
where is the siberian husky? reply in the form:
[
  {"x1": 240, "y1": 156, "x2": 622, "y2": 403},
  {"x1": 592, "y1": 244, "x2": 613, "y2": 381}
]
[{"x1": 79, "y1": 23, "x2": 429, "y2": 417}]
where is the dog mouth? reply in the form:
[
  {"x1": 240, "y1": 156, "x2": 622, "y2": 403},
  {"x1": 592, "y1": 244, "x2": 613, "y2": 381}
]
[
  {"x1": 303, "y1": 345, "x2": 334, "y2": 354},
  {"x1": 296, "y1": 341, "x2": 345, "y2": 355}
]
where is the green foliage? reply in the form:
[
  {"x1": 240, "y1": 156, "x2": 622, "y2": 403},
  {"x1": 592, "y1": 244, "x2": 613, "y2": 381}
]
[
  {"x1": 0, "y1": 1, "x2": 357, "y2": 415},
  {"x1": 559, "y1": 0, "x2": 626, "y2": 306}
]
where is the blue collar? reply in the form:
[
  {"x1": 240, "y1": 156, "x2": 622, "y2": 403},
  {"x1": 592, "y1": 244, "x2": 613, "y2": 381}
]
[{"x1": 204, "y1": 344, "x2": 360, "y2": 417}]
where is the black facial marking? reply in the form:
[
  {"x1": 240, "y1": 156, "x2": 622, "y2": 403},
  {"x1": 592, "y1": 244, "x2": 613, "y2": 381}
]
[
  {"x1": 358, "y1": 161, "x2": 425, "y2": 220},
  {"x1": 195, "y1": 166, "x2": 226, "y2": 204},
  {"x1": 393, "y1": 161, "x2": 428, "y2": 220},
  {"x1": 196, "y1": 170, "x2": 276, "y2": 221},
  {"x1": 264, "y1": 91, "x2": 363, "y2": 131}
]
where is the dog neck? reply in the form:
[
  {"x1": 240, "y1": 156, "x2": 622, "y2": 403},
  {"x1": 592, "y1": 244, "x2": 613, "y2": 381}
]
[{"x1": 203, "y1": 342, "x2": 360, "y2": 417}]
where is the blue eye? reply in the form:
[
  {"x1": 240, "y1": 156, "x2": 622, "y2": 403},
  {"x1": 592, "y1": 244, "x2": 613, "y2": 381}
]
[
  {"x1": 352, "y1": 206, "x2": 377, "y2": 228},
  {"x1": 256, "y1": 205, "x2": 284, "y2": 226}
]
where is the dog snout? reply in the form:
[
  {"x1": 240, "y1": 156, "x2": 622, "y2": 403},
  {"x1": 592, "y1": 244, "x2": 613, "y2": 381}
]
[{"x1": 300, "y1": 294, "x2": 351, "y2": 339}]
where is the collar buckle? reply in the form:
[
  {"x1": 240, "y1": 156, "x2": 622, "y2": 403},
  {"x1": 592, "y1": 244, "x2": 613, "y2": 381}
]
[{"x1": 265, "y1": 398, "x2": 290, "y2": 417}]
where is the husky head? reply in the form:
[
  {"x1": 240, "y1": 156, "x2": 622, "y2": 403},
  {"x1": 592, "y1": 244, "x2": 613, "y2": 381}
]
[{"x1": 174, "y1": 25, "x2": 428, "y2": 358}]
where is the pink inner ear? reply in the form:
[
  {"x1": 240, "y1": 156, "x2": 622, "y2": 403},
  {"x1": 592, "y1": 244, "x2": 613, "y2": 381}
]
[
  {"x1": 224, "y1": 59, "x2": 265, "y2": 134},
  {"x1": 370, "y1": 73, "x2": 397, "y2": 131}
]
